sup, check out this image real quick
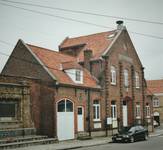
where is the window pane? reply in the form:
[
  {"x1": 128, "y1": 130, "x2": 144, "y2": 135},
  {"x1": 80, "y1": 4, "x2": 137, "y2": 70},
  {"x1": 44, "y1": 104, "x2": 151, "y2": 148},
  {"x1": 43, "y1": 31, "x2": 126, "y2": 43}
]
[
  {"x1": 76, "y1": 70, "x2": 81, "y2": 81},
  {"x1": 66, "y1": 100, "x2": 73, "y2": 112},
  {"x1": 0, "y1": 102, "x2": 16, "y2": 117},
  {"x1": 78, "y1": 107, "x2": 82, "y2": 115},
  {"x1": 94, "y1": 100, "x2": 99, "y2": 104},
  {"x1": 58, "y1": 100, "x2": 65, "y2": 112},
  {"x1": 97, "y1": 106, "x2": 99, "y2": 119},
  {"x1": 93, "y1": 106, "x2": 96, "y2": 119}
]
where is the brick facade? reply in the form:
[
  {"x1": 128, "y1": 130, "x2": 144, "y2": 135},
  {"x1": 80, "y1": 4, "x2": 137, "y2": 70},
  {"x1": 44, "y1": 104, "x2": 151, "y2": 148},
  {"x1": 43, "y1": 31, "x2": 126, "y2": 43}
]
[{"x1": 0, "y1": 23, "x2": 153, "y2": 139}]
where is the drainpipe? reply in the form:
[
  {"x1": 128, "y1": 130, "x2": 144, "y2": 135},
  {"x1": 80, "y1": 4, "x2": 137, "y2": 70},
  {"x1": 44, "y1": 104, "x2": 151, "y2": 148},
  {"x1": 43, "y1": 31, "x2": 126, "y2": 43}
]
[
  {"x1": 131, "y1": 65, "x2": 135, "y2": 125},
  {"x1": 141, "y1": 67, "x2": 145, "y2": 126},
  {"x1": 87, "y1": 89, "x2": 91, "y2": 137},
  {"x1": 102, "y1": 55, "x2": 110, "y2": 136},
  {"x1": 119, "y1": 62, "x2": 123, "y2": 130}
]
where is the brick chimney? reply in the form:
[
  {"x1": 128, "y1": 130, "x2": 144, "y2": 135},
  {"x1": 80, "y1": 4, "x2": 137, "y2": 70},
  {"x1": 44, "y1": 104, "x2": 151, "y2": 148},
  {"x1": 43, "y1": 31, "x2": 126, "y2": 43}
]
[
  {"x1": 84, "y1": 49, "x2": 92, "y2": 71},
  {"x1": 116, "y1": 20, "x2": 124, "y2": 30}
]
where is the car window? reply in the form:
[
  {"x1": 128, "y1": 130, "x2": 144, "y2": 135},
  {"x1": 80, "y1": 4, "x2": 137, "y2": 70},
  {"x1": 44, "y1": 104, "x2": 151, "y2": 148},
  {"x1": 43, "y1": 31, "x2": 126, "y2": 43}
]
[
  {"x1": 138, "y1": 126, "x2": 144, "y2": 130},
  {"x1": 128, "y1": 127, "x2": 136, "y2": 133}
]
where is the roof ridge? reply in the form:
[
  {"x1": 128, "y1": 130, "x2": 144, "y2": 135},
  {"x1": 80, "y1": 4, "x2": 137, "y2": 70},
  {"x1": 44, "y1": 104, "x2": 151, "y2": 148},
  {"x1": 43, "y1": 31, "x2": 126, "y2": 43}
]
[
  {"x1": 27, "y1": 43, "x2": 76, "y2": 59},
  {"x1": 67, "y1": 30, "x2": 116, "y2": 40}
]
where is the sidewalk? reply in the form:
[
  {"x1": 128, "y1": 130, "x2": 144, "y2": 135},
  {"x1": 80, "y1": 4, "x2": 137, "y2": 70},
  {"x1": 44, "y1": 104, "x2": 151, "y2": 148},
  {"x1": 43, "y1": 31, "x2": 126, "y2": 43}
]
[
  {"x1": 149, "y1": 125, "x2": 163, "y2": 137},
  {"x1": 13, "y1": 128, "x2": 163, "y2": 150},
  {"x1": 16, "y1": 137, "x2": 112, "y2": 150}
]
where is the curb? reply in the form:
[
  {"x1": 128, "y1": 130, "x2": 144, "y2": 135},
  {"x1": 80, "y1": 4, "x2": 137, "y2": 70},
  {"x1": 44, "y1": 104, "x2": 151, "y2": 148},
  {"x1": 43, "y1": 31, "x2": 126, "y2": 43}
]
[{"x1": 56, "y1": 141, "x2": 110, "y2": 150}]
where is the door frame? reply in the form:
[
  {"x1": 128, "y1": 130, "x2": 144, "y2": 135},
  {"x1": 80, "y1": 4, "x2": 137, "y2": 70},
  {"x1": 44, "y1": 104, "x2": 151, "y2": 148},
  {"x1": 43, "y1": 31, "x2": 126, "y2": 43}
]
[
  {"x1": 77, "y1": 106, "x2": 84, "y2": 132},
  {"x1": 56, "y1": 98, "x2": 75, "y2": 140}
]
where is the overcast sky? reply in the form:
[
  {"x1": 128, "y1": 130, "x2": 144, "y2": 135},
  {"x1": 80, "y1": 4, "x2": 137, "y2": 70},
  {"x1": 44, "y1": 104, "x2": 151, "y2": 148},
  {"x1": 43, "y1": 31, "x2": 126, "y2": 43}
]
[{"x1": 0, "y1": 0, "x2": 162, "y2": 80}]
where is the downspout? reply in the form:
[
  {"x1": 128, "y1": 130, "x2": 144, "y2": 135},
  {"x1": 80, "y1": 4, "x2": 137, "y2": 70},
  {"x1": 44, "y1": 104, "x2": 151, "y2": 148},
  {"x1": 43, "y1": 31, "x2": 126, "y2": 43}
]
[
  {"x1": 131, "y1": 65, "x2": 135, "y2": 125},
  {"x1": 119, "y1": 62, "x2": 123, "y2": 130},
  {"x1": 87, "y1": 89, "x2": 91, "y2": 137},
  {"x1": 141, "y1": 67, "x2": 145, "y2": 125}
]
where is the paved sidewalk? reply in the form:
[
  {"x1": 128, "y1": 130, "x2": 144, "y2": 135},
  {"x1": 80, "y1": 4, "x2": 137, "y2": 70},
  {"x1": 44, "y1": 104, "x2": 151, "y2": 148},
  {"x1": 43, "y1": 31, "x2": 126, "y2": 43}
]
[
  {"x1": 149, "y1": 127, "x2": 163, "y2": 137},
  {"x1": 11, "y1": 127, "x2": 163, "y2": 150},
  {"x1": 15, "y1": 137, "x2": 112, "y2": 150}
]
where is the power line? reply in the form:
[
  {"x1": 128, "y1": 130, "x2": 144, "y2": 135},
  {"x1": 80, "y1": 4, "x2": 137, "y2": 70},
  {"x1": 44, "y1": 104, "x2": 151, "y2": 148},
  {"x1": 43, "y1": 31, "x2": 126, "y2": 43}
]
[
  {"x1": 1, "y1": 0, "x2": 163, "y2": 26},
  {"x1": 0, "y1": 1, "x2": 163, "y2": 40},
  {"x1": 0, "y1": 2, "x2": 113, "y2": 30}
]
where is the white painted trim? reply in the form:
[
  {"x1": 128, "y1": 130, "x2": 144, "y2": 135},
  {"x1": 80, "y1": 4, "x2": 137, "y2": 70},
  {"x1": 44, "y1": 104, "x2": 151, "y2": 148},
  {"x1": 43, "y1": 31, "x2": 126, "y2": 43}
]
[
  {"x1": 20, "y1": 39, "x2": 57, "y2": 81},
  {"x1": 154, "y1": 93, "x2": 163, "y2": 96}
]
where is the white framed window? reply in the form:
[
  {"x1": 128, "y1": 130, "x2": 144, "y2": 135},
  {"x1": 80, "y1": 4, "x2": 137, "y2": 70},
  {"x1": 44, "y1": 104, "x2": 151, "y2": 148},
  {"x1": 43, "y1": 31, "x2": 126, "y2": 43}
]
[
  {"x1": 75, "y1": 70, "x2": 81, "y2": 81},
  {"x1": 93, "y1": 100, "x2": 100, "y2": 121},
  {"x1": 111, "y1": 102, "x2": 117, "y2": 120},
  {"x1": 153, "y1": 98, "x2": 159, "y2": 107},
  {"x1": 65, "y1": 69, "x2": 83, "y2": 84},
  {"x1": 111, "y1": 66, "x2": 116, "y2": 85},
  {"x1": 146, "y1": 104, "x2": 150, "y2": 118},
  {"x1": 135, "y1": 72, "x2": 140, "y2": 88},
  {"x1": 124, "y1": 69, "x2": 129, "y2": 87},
  {"x1": 136, "y1": 104, "x2": 141, "y2": 119}
]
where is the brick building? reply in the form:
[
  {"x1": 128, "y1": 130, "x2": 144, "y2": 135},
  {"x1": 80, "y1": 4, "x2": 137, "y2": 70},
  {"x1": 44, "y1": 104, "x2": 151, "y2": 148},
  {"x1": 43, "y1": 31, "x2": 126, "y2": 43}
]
[
  {"x1": 1, "y1": 21, "x2": 153, "y2": 140},
  {"x1": 147, "y1": 80, "x2": 163, "y2": 127}
]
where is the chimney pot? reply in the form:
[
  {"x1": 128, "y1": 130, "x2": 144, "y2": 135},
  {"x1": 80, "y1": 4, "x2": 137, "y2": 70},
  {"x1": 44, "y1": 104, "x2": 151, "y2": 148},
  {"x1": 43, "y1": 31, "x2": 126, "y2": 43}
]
[{"x1": 116, "y1": 20, "x2": 124, "y2": 30}]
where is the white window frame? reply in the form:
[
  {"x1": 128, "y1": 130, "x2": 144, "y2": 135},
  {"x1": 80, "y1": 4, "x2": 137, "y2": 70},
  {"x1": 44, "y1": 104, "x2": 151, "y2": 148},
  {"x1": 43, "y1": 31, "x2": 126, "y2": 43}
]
[
  {"x1": 93, "y1": 100, "x2": 100, "y2": 121},
  {"x1": 146, "y1": 105, "x2": 150, "y2": 118},
  {"x1": 124, "y1": 69, "x2": 129, "y2": 87},
  {"x1": 153, "y1": 98, "x2": 159, "y2": 107},
  {"x1": 136, "y1": 104, "x2": 141, "y2": 119},
  {"x1": 135, "y1": 72, "x2": 140, "y2": 88},
  {"x1": 75, "y1": 70, "x2": 81, "y2": 81},
  {"x1": 111, "y1": 104, "x2": 117, "y2": 120},
  {"x1": 111, "y1": 66, "x2": 116, "y2": 85}
]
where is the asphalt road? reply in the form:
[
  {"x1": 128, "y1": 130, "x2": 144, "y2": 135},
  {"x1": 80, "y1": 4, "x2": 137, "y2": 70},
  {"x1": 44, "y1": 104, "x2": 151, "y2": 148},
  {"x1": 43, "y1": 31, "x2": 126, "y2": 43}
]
[{"x1": 74, "y1": 136, "x2": 163, "y2": 150}]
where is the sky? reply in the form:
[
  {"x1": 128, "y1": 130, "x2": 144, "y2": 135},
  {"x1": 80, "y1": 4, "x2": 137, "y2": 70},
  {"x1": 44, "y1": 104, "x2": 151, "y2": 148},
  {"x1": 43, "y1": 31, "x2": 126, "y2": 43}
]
[{"x1": 0, "y1": 0, "x2": 162, "y2": 80}]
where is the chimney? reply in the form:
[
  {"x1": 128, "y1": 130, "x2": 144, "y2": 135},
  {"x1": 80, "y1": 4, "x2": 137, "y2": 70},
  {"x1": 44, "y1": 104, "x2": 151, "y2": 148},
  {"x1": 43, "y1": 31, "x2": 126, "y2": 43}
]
[
  {"x1": 84, "y1": 49, "x2": 92, "y2": 71},
  {"x1": 116, "y1": 20, "x2": 124, "y2": 30}
]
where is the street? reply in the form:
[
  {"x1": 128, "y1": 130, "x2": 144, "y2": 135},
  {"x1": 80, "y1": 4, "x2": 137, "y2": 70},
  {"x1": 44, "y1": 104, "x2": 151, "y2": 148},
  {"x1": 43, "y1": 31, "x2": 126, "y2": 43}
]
[{"x1": 73, "y1": 136, "x2": 163, "y2": 150}]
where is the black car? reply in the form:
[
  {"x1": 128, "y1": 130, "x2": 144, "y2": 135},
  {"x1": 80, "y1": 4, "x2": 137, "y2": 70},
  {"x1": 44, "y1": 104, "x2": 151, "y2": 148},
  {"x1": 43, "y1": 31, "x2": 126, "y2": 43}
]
[{"x1": 112, "y1": 125, "x2": 148, "y2": 143}]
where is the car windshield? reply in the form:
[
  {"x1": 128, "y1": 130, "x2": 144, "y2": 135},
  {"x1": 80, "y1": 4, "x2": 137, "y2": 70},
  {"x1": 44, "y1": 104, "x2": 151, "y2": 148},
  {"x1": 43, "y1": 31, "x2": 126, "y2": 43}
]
[{"x1": 119, "y1": 126, "x2": 135, "y2": 134}]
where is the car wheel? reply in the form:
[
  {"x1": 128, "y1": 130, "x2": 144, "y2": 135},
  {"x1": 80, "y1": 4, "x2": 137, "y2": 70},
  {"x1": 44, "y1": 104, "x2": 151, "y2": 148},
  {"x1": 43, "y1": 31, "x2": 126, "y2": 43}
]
[
  {"x1": 130, "y1": 136, "x2": 134, "y2": 143},
  {"x1": 144, "y1": 133, "x2": 148, "y2": 140}
]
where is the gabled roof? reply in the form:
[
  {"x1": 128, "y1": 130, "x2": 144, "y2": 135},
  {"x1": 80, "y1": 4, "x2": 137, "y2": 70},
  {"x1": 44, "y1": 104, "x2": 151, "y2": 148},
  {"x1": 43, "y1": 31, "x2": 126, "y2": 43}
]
[
  {"x1": 147, "y1": 80, "x2": 163, "y2": 94},
  {"x1": 59, "y1": 30, "x2": 117, "y2": 61},
  {"x1": 27, "y1": 44, "x2": 100, "y2": 89}
]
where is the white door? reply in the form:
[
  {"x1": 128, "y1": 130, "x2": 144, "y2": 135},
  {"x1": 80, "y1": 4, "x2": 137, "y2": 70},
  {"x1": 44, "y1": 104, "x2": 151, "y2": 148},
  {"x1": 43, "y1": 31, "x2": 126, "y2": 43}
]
[
  {"x1": 123, "y1": 104, "x2": 128, "y2": 127},
  {"x1": 57, "y1": 99, "x2": 74, "y2": 140},
  {"x1": 77, "y1": 106, "x2": 84, "y2": 132}
]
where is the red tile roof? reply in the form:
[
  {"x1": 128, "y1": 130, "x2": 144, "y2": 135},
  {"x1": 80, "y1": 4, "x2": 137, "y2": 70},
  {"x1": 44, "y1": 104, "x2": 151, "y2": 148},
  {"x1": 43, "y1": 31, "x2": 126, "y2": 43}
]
[
  {"x1": 59, "y1": 30, "x2": 116, "y2": 61},
  {"x1": 27, "y1": 44, "x2": 100, "y2": 89},
  {"x1": 147, "y1": 80, "x2": 163, "y2": 94}
]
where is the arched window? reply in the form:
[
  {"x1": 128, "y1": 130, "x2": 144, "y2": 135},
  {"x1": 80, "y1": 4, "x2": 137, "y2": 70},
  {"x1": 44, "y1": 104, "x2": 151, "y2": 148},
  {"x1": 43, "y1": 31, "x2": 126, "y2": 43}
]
[
  {"x1": 111, "y1": 66, "x2": 116, "y2": 85},
  {"x1": 93, "y1": 100, "x2": 100, "y2": 121},
  {"x1": 146, "y1": 103, "x2": 150, "y2": 118},
  {"x1": 57, "y1": 99, "x2": 73, "y2": 112},
  {"x1": 136, "y1": 103, "x2": 141, "y2": 118},
  {"x1": 111, "y1": 101, "x2": 117, "y2": 119},
  {"x1": 124, "y1": 69, "x2": 129, "y2": 87},
  {"x1": 135, "y1": 72, "x2": 140, "y2": 88}
]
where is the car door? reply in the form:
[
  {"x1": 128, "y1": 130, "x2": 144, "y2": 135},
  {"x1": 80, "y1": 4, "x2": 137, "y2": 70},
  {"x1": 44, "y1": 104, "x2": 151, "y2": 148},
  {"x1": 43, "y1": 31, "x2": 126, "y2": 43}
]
[
  {"x1": 138, "y1": 126, "x2": 145, "y2": 139},
  {"x1": 134, "y1": 126, "x2": 142, "y2": 140}
]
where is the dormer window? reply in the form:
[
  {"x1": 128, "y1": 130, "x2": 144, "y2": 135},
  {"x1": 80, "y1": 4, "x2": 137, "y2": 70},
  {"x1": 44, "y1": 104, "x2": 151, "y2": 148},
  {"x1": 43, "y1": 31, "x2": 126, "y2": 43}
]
[
  {"x1": 65, "y1": 69, "x2": 83, "y2": 84},
  {"x1": 76, "y1": 70, "x2": 81, "y2": 81}
]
